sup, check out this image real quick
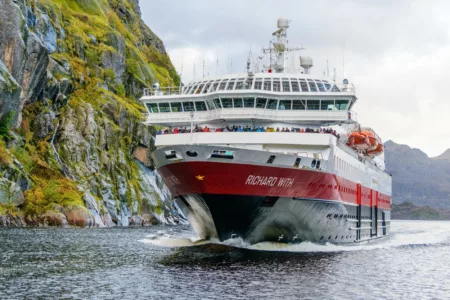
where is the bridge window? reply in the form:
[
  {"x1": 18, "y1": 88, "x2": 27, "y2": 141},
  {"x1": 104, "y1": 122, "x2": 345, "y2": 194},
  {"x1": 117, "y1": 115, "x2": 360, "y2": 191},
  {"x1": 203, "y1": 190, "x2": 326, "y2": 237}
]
[
  {"x1": 254, "y1": 78, "x2": 263, "y2": 90},
  {"x1": 211, "y1": 81, "x2": 220, "y2": 92},
  {"x1": 244, "y1": 97, "x2": 255, "y2": 108},
  {"x1": 188, "y1": 84, "x2": 198, "y2": 94},
  {"x1": 171, "y1": 102, "x2": 183, "y2": 112},
  {"x1": 263, "y1": 79, "x2": 271, "y2": 91},
  {"x1": 299, "y1": 80, "x2": 309, "y2": 92},
  {"x1": 183, "y1": 101, "x2": 195, "y2": 112},
  {"x1": 291, "y1": 79, "x2": 300, "y2": 92},
  {"x1": 256, "y1": 98, "x2": 267, "y2": 108},
  {"x1": 324, "y1": 82, "x2": 331, "y2": 91},
  {"x1": 147, "y1": 103, "x2": 159, "y2": 113},
  {"x1": 245, "y1": 78, "x2": 253, "y2": 89},
  {"x1": 267, "y1": 99, "x2": 278, "y2": 110},
  {"x1": 273, "y1": 78, "x2": 281, "y2": 92},
  {"x1": 226, "y1": 79, "x2": 236, "y2": 90},
  {"x1": 233, "y1": 98, "x2": 243, "y2": 108},
  {"x1": 307, "y1": 80, "x2": 317, "y2": 92},
  {"x1": 307, "y1": 100, "x2": 320, "y2": 110},
  {"x1": 235, "y1": 79, "x2": 245, "y2": 90},
  {"x1": 221, "y1": 98, "x2": 233, "y2": 108},
  {"x1": 316, "y1": 81, "x2": 326, "y2": 92},
  {"x1": 279, "y1": 100, "x2": 292, "y2": 110},
  {"x1": 195, "y1": 83, "x2": 205, "y2": 94},
  {"x1": 202, "y1": 82, "x2": 212, "y2": 93},
  {"x1": 218, "y1": 80, "x2": 228, "y2": 91},
  {"x1": 282, "y1": 79, "x2": 291, "y2": 92},
  {"x1": 335, "y1": 100, "x2": 349, "y2": 110},
  {"x1": 321, "y1": 100, "x2": 335, "y2": 110},
  {"x1": 195, "y1": 101, "x2": 207, "y2": 111},
  {"x1": 213, "y1": 98, "x2": 222, "y2": 108},
  {"x1": 293, "y1": 100, "x2": 306, "y2": 110}
]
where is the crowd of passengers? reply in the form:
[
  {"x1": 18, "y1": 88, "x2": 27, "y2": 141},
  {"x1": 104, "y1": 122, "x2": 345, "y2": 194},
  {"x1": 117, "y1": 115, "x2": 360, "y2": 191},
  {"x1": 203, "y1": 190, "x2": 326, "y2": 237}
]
[{"x1": 157, "y1": 125, "x2": 340, "y2": 138}]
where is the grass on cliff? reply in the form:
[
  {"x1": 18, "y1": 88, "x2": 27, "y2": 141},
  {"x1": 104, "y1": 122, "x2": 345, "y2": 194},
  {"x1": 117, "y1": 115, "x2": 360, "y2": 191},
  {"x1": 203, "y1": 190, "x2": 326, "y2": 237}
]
[{"x1": 24, "y1": 178, "x2": 85, "y2": 217}]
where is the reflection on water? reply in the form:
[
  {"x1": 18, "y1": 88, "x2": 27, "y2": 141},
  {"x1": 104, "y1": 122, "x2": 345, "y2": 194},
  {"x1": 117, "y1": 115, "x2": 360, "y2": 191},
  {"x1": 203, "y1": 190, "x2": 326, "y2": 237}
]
[{"x1": 1, "y1": 221, "x2": 450, "y2": 299}]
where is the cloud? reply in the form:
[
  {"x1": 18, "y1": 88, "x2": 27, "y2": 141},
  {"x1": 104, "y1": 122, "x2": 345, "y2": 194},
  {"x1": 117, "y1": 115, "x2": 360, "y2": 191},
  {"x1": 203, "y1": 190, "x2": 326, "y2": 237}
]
[{"x1": 140, "y1": 0, "x2": 450, "y2": 156}]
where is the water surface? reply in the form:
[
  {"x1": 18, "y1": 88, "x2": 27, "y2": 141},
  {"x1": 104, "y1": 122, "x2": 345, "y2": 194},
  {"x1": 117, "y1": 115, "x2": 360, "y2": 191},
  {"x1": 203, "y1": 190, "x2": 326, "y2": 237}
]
[{"x1": 1, "y1": 221, "x2": 449, "y2": 299}]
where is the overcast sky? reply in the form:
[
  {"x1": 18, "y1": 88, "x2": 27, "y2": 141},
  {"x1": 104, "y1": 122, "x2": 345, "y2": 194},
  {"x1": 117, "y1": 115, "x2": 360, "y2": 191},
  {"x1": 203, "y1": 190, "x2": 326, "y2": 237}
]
[{"x1": 140, "y1": 0, "x2": 450, "y2": 157}]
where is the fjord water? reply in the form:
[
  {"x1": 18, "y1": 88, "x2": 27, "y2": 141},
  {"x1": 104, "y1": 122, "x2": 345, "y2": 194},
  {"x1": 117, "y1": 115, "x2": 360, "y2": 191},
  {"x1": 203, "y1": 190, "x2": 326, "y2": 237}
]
[{"x1": 1, "y1": 221, "x2": 449, "y2": 300}]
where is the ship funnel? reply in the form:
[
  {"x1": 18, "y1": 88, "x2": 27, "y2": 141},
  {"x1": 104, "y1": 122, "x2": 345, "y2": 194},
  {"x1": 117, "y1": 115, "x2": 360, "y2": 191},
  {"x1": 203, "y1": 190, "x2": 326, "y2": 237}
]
[{"x1": 300, "y1": 56, "x2": 313, "y2": 74}]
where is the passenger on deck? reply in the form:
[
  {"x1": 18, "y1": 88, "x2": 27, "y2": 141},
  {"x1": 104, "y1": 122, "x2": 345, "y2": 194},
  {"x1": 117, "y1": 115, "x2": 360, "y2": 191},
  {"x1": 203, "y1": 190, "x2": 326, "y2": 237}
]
[
  {"x1": 276, "y1": 127, "x2": 280, "y2": 132},
  {"x1": 174, "y1": 128, "x2": 179, "y2": 134}
]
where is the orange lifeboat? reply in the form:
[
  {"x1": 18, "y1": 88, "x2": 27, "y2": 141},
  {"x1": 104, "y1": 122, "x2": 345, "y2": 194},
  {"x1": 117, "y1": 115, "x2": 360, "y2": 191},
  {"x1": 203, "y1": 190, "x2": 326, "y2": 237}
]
[
  {"x1": 367, "y1": 143, "x2": 384, "y2": 156},
  {"x1": 348, "y1": 132, "x2": 371, "y2": 150},
  {"x1": 360, "y1": 130, "x2": 381, "y2": 151}
]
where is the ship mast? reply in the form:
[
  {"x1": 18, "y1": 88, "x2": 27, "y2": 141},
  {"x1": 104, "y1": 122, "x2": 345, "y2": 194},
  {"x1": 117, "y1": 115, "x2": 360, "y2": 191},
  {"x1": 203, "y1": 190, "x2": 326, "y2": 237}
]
[{"x1": 262, "y1": 18, "x2": 304, "y2": 73}]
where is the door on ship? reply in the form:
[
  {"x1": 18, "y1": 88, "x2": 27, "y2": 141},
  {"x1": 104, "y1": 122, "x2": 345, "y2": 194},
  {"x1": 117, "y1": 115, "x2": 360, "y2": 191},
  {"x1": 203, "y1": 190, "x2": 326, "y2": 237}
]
[{"x1": 371, "y1": 179, "x2": 379, "y2": 237}]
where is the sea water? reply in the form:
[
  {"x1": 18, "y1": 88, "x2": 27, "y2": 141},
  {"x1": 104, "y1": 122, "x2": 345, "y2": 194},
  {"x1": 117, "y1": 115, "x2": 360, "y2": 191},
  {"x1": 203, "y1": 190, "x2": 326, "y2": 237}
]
[{"x1": 1, "y1": 221, "x2": 450, "y2": 299}]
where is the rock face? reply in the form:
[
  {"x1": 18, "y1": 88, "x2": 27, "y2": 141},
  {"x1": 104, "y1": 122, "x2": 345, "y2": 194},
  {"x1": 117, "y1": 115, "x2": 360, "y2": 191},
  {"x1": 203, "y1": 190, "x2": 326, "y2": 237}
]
[{"x1": 0, "y1": 0, "x2": 182, "y2": 227}]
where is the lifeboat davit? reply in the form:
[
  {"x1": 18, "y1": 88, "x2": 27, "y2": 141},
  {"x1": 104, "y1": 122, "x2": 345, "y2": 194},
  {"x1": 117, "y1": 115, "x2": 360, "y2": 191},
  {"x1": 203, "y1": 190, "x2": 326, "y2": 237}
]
[{"x1": 348, "y1": 132, "x2": 371, "y2": 150}]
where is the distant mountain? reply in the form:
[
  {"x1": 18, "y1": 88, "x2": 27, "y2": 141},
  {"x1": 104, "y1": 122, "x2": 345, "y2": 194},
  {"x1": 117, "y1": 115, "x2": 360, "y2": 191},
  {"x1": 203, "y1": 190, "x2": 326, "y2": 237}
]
[
  {"x1": 433, "y1": 149, "x2": 450, "y2": 161},
  {"x1": 392, "y1": 202, "x2": 450, "y2": 220},
  {"x1": 385, "y1": 141, "x2": 450, "y2": 209}
]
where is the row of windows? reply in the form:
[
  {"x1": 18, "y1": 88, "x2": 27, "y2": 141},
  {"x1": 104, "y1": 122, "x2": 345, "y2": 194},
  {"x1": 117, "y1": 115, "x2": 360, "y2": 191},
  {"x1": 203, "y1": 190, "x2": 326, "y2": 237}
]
[
  {"x1": 147, "y1": 98, "x2": 350, "y2": 113},
  {"x1": 334, "y1": 155, "x2": 366, "y2": 176},
  {"x1": 183, "y1": 77, "x2": 337, "y2": 95}
]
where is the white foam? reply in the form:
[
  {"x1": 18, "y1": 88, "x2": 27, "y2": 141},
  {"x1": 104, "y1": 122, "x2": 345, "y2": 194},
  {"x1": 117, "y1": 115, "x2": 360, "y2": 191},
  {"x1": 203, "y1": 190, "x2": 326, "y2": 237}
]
[{"x1": 140, "y1": 221, "x2": 450, "y2": 252}]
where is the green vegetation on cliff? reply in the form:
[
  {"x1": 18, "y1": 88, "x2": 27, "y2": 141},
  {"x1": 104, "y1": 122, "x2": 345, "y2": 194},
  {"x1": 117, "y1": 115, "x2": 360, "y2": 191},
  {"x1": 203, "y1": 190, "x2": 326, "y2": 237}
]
[{"x1": 0, "y1": 0, "x2": 180, "y2": 226}]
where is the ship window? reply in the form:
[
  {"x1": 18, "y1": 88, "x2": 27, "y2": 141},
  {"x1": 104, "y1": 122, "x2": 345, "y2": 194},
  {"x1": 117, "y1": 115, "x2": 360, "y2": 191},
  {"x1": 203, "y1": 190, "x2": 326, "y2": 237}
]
[
  {"x1": 282, "y1": 79, "x2": 291, "y2": 92},
  {"x1": 324, "y1": 83, "x2": 331, "y2": 91},
  {"x1": 308, "y1": 80, "x2": 318, "y2": 92},
  {"x1": 267, "y1": 155, "x2": 276, "y2": 164},
  {"x1": 316, "y1": 81, "x2": 326, "y2": 92},
  {"x1": 263, "y1": 79, "x2": 271, "y2": 91},
  {"x1": 293, "y1": 100, "x2": 306, "y2": 110},
  {"x1": 244, "y1": 97, "x2": 255, "y2": 108},
  {"x1": 273, "y1": 78, "x2": 281, "y2": 92},
  {"x1": 307, "y1": 100, "x2": 320, "y2": 110},
  {"x1": 195, "y1": 101, "x2": 208, "y2": 111},
  {"x1": 202, "y1": 82, "x2": 212, "y2": 93},
  {"x1": 189, "y1": 84, "x2": 198, "y2": 94},
  {"x1": 218, "y1": 80, "x2": 228, "y2": 91},
  {"x1": 311, "y1": 159, "x2": 317, "y2": 168},
  {"x1": 213, "y1": 98, "x2": 222, "y2": 108},
  {"x1": 183, "y1": 102, "x2": 195, "y2": 112},
  {"x1": 245, "y1": 78, "x2": 253, "y2": 89},
  {"x1": 233, "y1": 98, "x2": 243, "y2": 108},
  {"x1": 226, "y1": 80, "x2": 236, "y2": 90},
  {"x1": 316, "y1": 160, "x2": 321, "y2": 169},
  {"x1": 300, "y1": 80, "x2": 309, "y2": 92},
  {"x1": 211, "y1": 81, "x2": 220, "y2": 92},
  {"x1": 158, "y1": 103, "x2": 170, "y2": 113},
  {"x1": 235, "y1": 79, "x2": 245, "y2": 90},
  {"x1": 196, "y1": 83, "x2": 205, "y2": 94},
  {"x1": 336, "y1": 100, "x2": 349, "y2": 110},
  {"x1": 147, "y1": 103, "x2": 159, "y2": 113},
  {"x1": 206, "y1": 99, "x2": 216, "y2": 110},
  {"x1": 256, "y1": 98, "x2": 267, "y2": 108},
  {"x1": 291, "y1": 79, "x2": 300, "y2": 92},
  {"x1": 267, "y1": 99, "x2": 278, "y2": 110},
  {"x1": 254, "y1": 79, "x2": 263, "y2": 90},
  {"x1": 321, "y1": 100, "x2": 335, "y2": 110},
  {"x1": 171, "y1": 102, "x2": 183, "y2": 112},
  {"x1": 294, "y1": 158, "x2": 301, "y2": 168},
  {"x1": 279, "y1": 100, "x2": 292, "y2": 110},
  {"x1": 221, "y1": 98, "x2": 233, "y2": 108}
]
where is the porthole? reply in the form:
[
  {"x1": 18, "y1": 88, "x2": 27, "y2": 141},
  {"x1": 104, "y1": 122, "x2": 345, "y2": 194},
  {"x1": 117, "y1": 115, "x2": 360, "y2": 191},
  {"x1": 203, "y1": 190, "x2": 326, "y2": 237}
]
[
  {"x1": 311, "y1": 159, "x2": 317, "y2": 168},
  {"x1": 186, "y1": 151, "x2": 198, "y2": 157}
]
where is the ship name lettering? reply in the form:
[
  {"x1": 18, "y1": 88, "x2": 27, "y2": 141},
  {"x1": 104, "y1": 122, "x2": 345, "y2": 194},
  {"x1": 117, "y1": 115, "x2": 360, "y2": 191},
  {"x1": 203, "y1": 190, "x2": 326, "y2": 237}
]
[
  {"x1": 277, "y1": 178, "x2": 295, "y2": 188},
  {"x1": 245, "y1": 175, "x2": 278, "y2": 187}
]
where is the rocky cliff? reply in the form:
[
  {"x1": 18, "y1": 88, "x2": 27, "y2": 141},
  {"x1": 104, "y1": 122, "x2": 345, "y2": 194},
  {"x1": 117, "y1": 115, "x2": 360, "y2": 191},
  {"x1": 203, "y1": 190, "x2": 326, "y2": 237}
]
[{"x1": 0, "y1": 0, "x2": 182, "y2": 227}]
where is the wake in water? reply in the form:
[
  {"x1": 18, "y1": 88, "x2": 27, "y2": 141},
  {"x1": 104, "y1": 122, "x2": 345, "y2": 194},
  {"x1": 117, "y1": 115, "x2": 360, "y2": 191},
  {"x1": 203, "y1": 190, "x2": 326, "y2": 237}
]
[{"x1": 140, "y1": 221, "x2": 450, "y2": 253}]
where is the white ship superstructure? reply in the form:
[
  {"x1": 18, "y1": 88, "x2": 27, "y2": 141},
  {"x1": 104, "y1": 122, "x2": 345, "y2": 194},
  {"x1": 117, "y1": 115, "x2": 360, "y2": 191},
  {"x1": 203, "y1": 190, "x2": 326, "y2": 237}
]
[{"x1": 140, "y1": 18, "x2": 392, "y2": 244}]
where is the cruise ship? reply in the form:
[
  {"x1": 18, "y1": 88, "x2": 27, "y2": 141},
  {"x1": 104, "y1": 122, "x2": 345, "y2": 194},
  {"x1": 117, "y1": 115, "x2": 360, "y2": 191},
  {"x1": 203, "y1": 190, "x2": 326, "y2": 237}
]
[{"x1": 140, "y1": 19, "x2": 392, "y2": 244}]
